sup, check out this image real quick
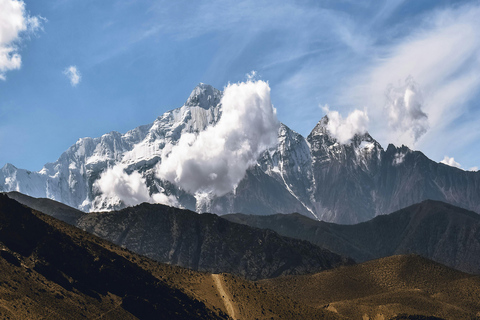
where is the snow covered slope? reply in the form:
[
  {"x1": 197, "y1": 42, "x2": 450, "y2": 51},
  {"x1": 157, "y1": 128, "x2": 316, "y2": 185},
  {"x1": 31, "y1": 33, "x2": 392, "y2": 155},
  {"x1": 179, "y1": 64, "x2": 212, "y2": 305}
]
[
  {"x1": 1, "y1": 83, "x2": 479, "y2": 223},
  {"x1": 0, "y1": 83, "x2": 222, "y2": 212}
]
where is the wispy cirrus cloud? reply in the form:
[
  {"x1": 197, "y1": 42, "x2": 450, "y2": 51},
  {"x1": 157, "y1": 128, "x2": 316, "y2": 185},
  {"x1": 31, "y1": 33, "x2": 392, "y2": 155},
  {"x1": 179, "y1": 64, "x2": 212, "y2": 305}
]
[
  {"x1": 141, "y1": 1, "x2": 480, "y2": 170},
  {"x1": 342, "y1": 3, "x2": 480, "y2": 153}
]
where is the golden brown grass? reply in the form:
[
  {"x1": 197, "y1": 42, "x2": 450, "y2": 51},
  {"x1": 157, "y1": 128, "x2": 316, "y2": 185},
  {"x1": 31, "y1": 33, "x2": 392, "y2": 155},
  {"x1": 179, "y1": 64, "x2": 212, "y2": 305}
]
[{"x1": 260, "y1": 255, "x2": 480, "y2": 320}]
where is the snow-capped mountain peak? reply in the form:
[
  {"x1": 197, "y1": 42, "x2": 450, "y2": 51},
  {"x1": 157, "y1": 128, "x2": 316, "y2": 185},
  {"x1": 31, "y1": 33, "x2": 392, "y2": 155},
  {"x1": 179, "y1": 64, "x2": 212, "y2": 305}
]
[
  {"x1": 185, "y1": 83, "x2": 222, "y2": 109},
  {"x1": 1, "y1": 84, "x2": 480, "y2": 225},
  {"x1": 307, "y1": 116, "x2": 383, "y2": 168}
]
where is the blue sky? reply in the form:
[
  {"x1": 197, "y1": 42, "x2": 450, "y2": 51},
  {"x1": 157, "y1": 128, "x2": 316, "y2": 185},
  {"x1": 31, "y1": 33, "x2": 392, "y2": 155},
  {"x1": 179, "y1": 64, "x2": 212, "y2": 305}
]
[{"x1": 1, "y1": 0, "x2": 479, "y2": 171}]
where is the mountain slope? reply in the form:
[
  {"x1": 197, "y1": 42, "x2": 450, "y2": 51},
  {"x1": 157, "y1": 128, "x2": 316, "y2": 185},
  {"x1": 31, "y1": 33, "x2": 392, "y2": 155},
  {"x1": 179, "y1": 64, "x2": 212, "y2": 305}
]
[
  {"x1": 224, "y1": 200, "x2": 480, "y2": 274},
  {"x1": 306, "y1": 118, "x2": 480, "y2": 223},
  {"x1": 0, "y1": 194, "x2": 345, "y2": 320},
  {"x1": 3, "y1": 194, "x2": 478, "y2": 319},
  {"x1": 75, "y1": 202, "x2": 353, "y2": 280},
  {"x1": 6, "y1": 191, "x2": 352, "y2": 280},
  {"x1": 260, "y1": 254, "x2": 480, "y2": 320},
  {"x1": 0, "y1": 194, "x2": 225, "y2": 320},
  {"x1": 6, "y1": 191, "x2": 85, "y2": 225},
  {"x1": 1, "y1": 83, "x2": 480, "y2": 224}
]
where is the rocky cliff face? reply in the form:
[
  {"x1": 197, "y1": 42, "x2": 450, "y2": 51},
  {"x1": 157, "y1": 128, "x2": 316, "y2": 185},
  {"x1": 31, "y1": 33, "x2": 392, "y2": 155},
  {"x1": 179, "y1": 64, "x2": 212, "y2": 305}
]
[
  {"x1": 1, "y1": 83, "x2": 479, "y2": 224},
  {"x1": 307, "y1": 117, "x2": 384, "y2": 223}
]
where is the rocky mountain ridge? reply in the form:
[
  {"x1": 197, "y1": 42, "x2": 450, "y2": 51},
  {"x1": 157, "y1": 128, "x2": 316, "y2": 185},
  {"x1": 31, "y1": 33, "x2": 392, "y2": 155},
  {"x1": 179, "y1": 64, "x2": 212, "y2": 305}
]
[{"x1": 1, "y1": 83, "x2": 479, "y2": 223}]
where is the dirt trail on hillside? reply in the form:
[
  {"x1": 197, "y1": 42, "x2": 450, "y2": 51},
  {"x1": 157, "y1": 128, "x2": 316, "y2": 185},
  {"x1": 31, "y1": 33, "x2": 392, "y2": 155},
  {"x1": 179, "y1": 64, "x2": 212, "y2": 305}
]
[{"x1": 212, "y1": 274, "x2": 237, "y2": 319}]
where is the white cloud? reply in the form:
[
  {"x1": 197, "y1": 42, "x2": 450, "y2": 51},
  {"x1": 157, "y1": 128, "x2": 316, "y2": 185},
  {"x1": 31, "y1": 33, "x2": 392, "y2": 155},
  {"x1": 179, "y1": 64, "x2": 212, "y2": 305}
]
[
  {"x1": 246, "y1": 70, "x2": 257, "y2": 81},
  {"x1": 156, "y1": 79, "x2": 279, "y2": 196},
  {"x1": 94, "y1": 164, "x2": 178, "y2": 207},
  {"x1": 63, "y1": 65, "x2": 81, "y2": 86},
  {"x1": 151, "y1": 192, "x2": 180, "y2": 207},
  {"x1": 393, "y1": 152, "x2": 406, "y2": 166},
  {"x1": 385, "y1": 76, "x2": 428, "y2": 144},
  {"x1": 440, "y1": 156, "x2": 461, "y2": 169},
  {"x1": 0, "y1": 0, "x2": 43, "y2": 80},
  {"x1": 342, "y1": 3, "x2": 480, "y2": 150},
  {"x1": 322, "y1": 105, "x2": 369, "y2": 144},
  {"x1": 440, "y1": 156, "x2": 479, "y2": 172}
]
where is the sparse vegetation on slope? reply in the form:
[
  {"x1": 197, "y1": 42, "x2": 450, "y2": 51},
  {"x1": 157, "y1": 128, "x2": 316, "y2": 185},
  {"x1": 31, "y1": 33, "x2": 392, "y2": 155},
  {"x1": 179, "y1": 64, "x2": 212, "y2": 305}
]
[
  {"x1": 260, "y1": 255, "x2": 480, "y2": 320},
  {"x1": 0, "y1": 194, "x2": 345, "y2": 319},
  {"x1": 225, "y1": 200, "x2": 480, "y2": 274}
]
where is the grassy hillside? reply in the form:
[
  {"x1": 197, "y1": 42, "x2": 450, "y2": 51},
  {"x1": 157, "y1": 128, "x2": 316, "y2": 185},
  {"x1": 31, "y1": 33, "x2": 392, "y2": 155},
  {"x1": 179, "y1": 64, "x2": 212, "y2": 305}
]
[{"x1": 260, "y1": 255, "x2": 480, "y2": 320}]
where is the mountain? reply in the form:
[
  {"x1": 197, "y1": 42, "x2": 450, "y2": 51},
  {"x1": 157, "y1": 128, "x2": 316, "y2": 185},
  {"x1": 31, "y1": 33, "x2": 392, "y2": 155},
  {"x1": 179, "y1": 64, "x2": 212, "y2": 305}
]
[
  {"x1": 224, "y1": 200, "x2": 480, "y2": 274},
  {"x1": 5, "y1": 191, "x2": 352, "y2": 280},
  {"x1": 3, "y1": 194, "x2": 479, "y2": 319},
  {"x1": 0, "y1": 194, "x2": 348, "y2": 319},
  {"x1": 0, "y1": 193, "x2": 225, "y2": 319},
  {"x1": 1, "y1": 83, "x2": 480, "y2": 223},
  {"x1": 6, "y1": 191, "x2": 85, "y2": 225},
  {"x1": 0, "y1": 83, "x2": 223, "y2": 213},
  {"x1": 306, "y1": 118, "x2": 480, "y2": 223},
  {"x1": 77, "y1": 203, "x2": 354, "y2": 280},
  {"x1": 260, "y1": 254, "x2": 480, "y2": 320}
]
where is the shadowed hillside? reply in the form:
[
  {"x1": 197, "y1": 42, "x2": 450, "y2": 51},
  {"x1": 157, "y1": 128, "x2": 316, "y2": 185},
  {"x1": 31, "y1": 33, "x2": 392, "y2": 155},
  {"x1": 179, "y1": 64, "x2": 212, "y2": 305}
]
[
  {"x1": 6, "y1": 191, "x2": 353, "y2": 280},
  {"x1": 0, "y1": 194, "x2": 225, "y2": 320},
  {"x1": 225, "y1": 200, "x2": 480, "y2": 274},
  {"x1": 76, "y1": 202, "x2": 353, "y2": 280},
  {"x1": 6, "y1": 191, "x2": 85, "y2": 225},
  {"x1": 0, "y1": 194, "x2": 345, "y2": 319}
]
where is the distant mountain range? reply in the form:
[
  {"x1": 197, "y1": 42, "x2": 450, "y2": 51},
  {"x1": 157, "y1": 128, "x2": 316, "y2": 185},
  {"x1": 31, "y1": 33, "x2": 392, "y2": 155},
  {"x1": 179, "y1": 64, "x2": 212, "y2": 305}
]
[
  {"x1": 1, "y1": 83, "x2": 480, "y2": 224},
  {"x1": 225, "y1": 200, "x2": 480, "y2": 275}
]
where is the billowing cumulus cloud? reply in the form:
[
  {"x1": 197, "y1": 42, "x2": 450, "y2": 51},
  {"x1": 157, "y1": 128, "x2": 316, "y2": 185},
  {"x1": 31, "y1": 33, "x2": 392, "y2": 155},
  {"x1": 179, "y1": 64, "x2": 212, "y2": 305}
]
[
  {"x1": 440, "y1": 156, "x2": 461, "y2": 169},
  {"x1": 385, "y1": 77, "x2": 428, "y2": 143},
  {"x1": 156, "y1": 80, "x2": 279, "y2": 196},
  {"x1": 322, "y1": 105, "x2": 369, "y2": 144},
  {"x1": 0, "y1": 0, "x2": 43, "y2": 80},
  {"x1": 63, "y1": 65, "x2": 81, "y2": 86},
  {"x1": 94, "y1": 164, "x2": 178, "y2": 207}
]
